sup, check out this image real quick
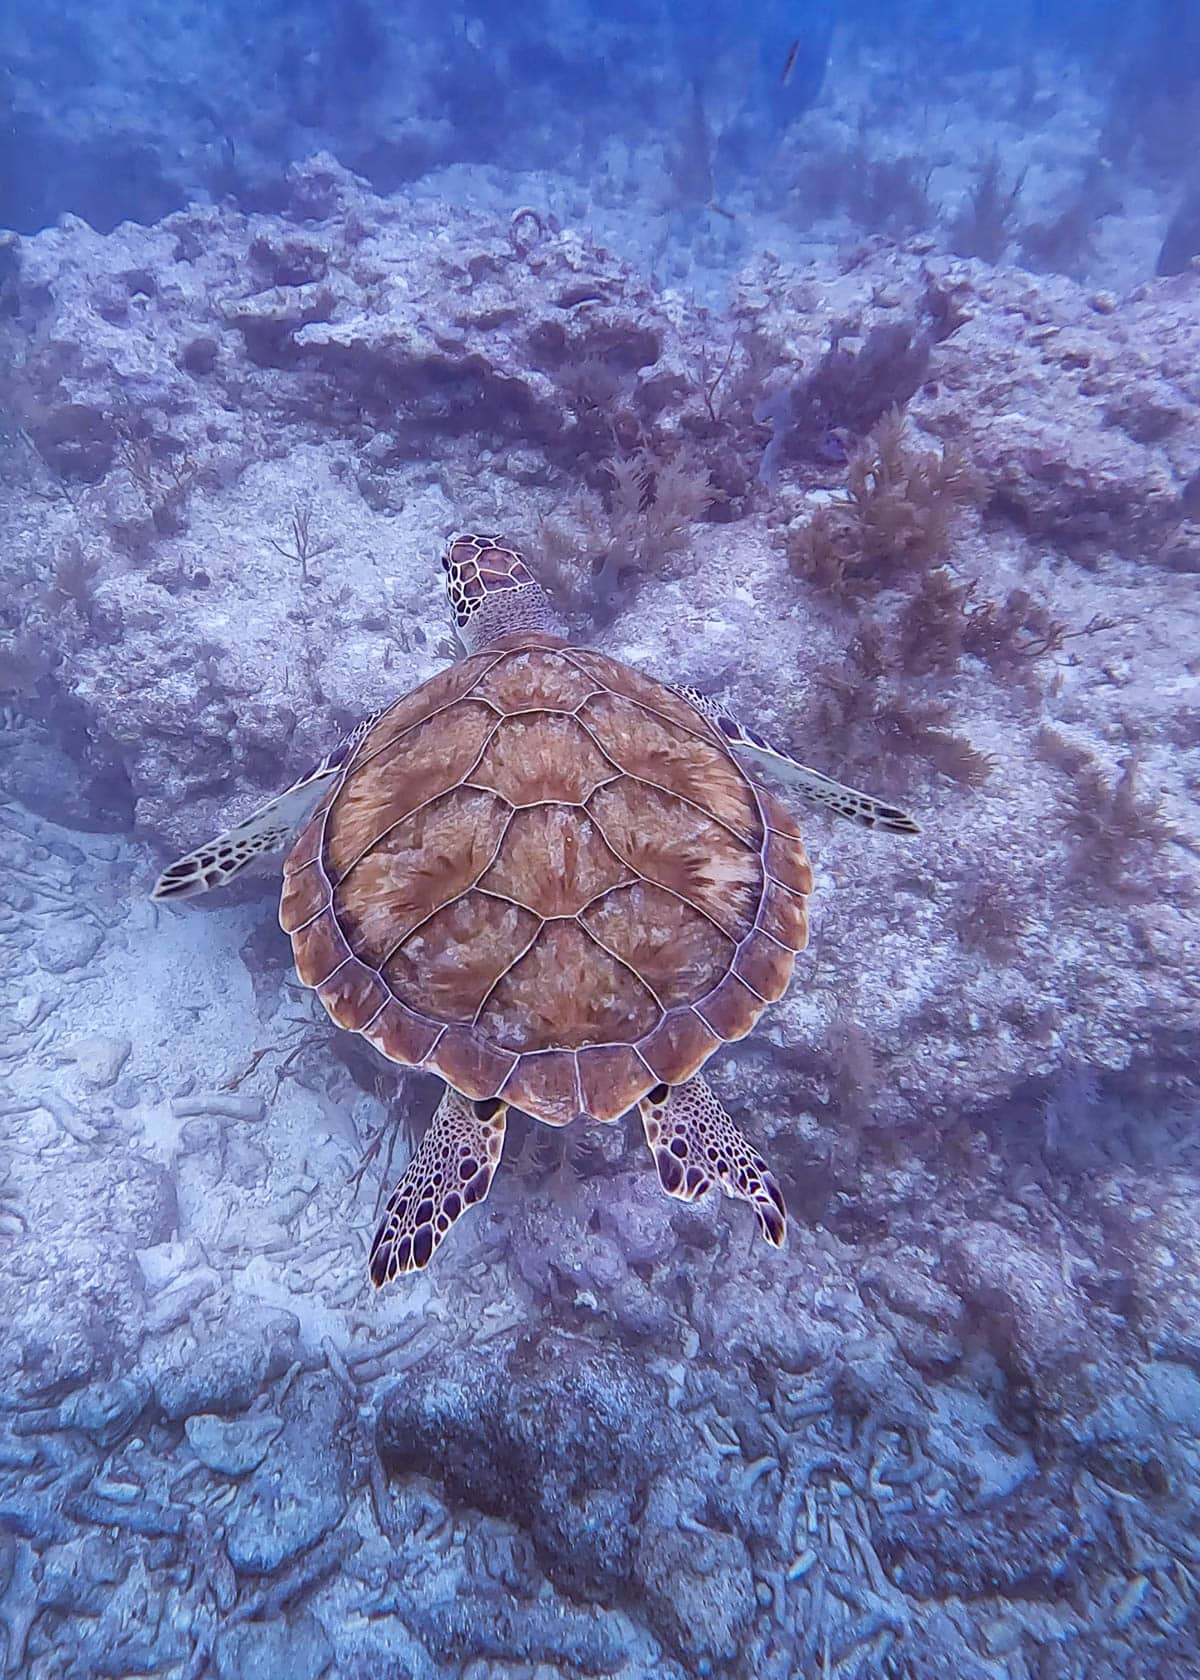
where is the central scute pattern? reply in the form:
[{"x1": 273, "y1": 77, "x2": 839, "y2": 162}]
[{"x1": 282, "y1": 635, "x2": 811, "y2": 1125}]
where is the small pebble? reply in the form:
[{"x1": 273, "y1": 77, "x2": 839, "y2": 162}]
[
  {"x1": 66, "y1": 1034, "x2": 132, "y2": 1089},
  {"x1": 185, "y1": 1412, "x2": 284, "y2": 1476}
]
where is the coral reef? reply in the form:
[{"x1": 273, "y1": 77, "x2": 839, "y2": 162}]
[
  {"x1": 0, "y1": 102, "x2": 1199, "y2": 1680},
  {"x1": 786, "y1": 408, "x2": 980, "y2": 594}
]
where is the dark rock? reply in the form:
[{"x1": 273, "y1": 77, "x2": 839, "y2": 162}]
[
  {"x1": 376, "y1": 1328, "x2": 678, "y2": 1601},
  {"x1": 1099, "y1": 1171, "x2": 1200, "y2": 1369},
  {"x1": 0, "y1": 1237, "x2": 148, "y2": 1406},
  {"x1": 184, "y1": 1411, "x2": 283, "y2": 1475},
  {"x1": 873, "y1": 1471, "x2": 1084, "y2": 1599},
  {"x1": 1157, "y1": 185, "x2": 1200, "y2": 275},
  {"x1": 409, "y1": 1591, "x2": 626, "y2": 1674},
  {"x1": 23, "y1": 1151, "x2": 177, "y2": 1250},
  {"x1": 36, "y1": 920, "x2": 104, "y2": 975},
  {"x1": 634, "y1": 1481, "x2": 757, "y2": 1665},
  {"x1": 942, "y1": 1220, "x2": 1096, "y2": 1427}
]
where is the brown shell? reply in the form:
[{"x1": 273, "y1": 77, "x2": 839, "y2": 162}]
[{"x1": 281, "y1": 633, "x2": 811, "y2": 1125}]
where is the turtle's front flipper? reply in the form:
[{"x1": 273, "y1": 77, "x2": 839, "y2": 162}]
[
  {"x1": 151, "y1": 711, "x2": 383, "y2": 901},
  {"x1": 369, "y1": 1091, "x2": 508, "y2": 1285},
  {"x1": 638, "y1": 1076, "x2": 786, "y2": 1247},
  {"x1": 675, "y1": 687, "x2": 920, "y2": 835},
  {"x1": 151, "y1": 775, "x2": 332, "y2": 900}
]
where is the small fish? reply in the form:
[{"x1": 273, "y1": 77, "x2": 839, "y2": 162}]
[
  {"x1": 781, "y1": 39, "x2": 801, "y2": 86},
  {"x1": 707, "y1": 201, "x2": 736, "y2": 222}
]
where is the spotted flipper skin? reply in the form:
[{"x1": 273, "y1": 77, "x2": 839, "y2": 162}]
[
  {"x1": 675, "y1": 686, "x2": 920, "y2": 835},
  {"x1": 151, "y1": 712, "x2": 381, "y2": 901},
  {"x1": 638, "y1": 1076, "x2": 786, "y2": 1247},
  {"x1": 369, "y1": 1090, "x2": 508, "y2": 1285}
]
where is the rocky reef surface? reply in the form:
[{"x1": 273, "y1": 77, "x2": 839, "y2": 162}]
[{"x1": 1, "y1": 159, "x2": 1199, "y2": 1679}]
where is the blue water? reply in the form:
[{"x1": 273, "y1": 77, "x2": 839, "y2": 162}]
[{"x1": 1, "y1": 2, "x2": 1197, "y2": 1677}]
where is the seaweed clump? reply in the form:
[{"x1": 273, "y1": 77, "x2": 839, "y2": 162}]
[
  {"x1": 949, "y1": 153, "x2": 1026, "y2": 263},
  {"x1": 534, "y1": 446, "x2": 717, "y2": 625},
  {"x1": 792, "y1": 320, "x2": 931, "y2": 450},
  {"x1": 793, "y1": 140, "x2": 934, "y2": 240},
  {"x1": 787, "y1": 409, "x2": 980, "y2": 595}
]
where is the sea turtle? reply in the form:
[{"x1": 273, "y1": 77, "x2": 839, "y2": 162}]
[{"x1": 154, "y1": 533, "x2": 918, "y2": 1286}]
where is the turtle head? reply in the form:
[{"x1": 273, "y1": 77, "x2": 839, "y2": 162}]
[{"x1": 441, "y1": 532, "x2": 556, "y2": 652}]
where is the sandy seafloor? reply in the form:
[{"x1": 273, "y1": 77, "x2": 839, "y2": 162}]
[{"x1": 2, "y1": 11, "x2": 1200, "y2": 1680}]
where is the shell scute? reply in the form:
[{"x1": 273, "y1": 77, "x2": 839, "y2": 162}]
[
  {"x1": 576, "y1": 1043, "x2": 656, "y2": 1123},
  {"x1": 581, "y1": 881, "x2": 734, "y2": 1009},
  {"x1": 279, "y1": 858, "x2": 329, "y2": 934},
  {"x1": 479, "y1": 806, "x2": 632, "y2": 918},
  {"x1": 638, "y1": 1008, "x2": 722, "y2": 1086},
  {"x1": 475, "y1": 920, "x2": 660, "y2": 1052},
  {"x1": 466, "y1": 713, "x2": 615, "y2": 807},
  {"x1": 293, "y1": 906, "x2": 353, "y2": 989},
  {"x1": 564, "y1": 648, "x2": 714, "y2": 737},
  {"x1": 580, "y1": 690, "x2": 762, "y2": 844},
  {"x1": 501, "y1": 1051, "x2": 584, "y2": 1127},
  {"x1": 333, "y1": 788, "x2": 507, "y2": 954},
  {"x1": 363, "y1": 998, "x2": 443, "y2": 1065},
  {"x1": 382, "y1": 892, "x2": 539, "y2": 1020},
  {"x1": 760, "y1": 878, "x2": 810, "y2": 953},
  {"x1": 317, "y1": 957, "x2": 390, "y2": 1033},
  {"x1": 586, "y1": 779, "x2": 760, "y2": 941},
  {"x1": 733, "y1": 930, "x2": 794, "y2": 1003},
  {"x1": 764, "y1": 824, "x2": 815, "y2": 896},
  {"x1": 358, "y1": 652, "x2": 504, "y2": 763},
  {"x1": 471, "y1": 647, "x2": 600, "y2": 713},
  {"x1": 430, "y1": 1027, "x2": 519, "y2": 1101},
  {"x1": 327, "y1": 702, "x2": 497, "y2": 879},
  {"x1": 695, "y1": 971, "x2": 763, "y2": 1041}
]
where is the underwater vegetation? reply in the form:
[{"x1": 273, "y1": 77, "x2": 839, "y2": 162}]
[{"x1": 0, "y1": 2, "x2": 1199, "y2": 1677}]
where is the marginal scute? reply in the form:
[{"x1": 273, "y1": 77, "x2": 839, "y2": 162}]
[
  {"x1": 279, "y1": 859, "x2": 330, "y2": 934},
  {"x1": 734, "y1": 930, "x2": 795, "y2": 1003},
  {"x1": 430, "y1": 1026, "x2": 520, "y2": 1101},
  {"x1": 501, "y1": 1050, "x2": 583, "y2": 1127},
  {"x1": 759, "y1": 879, "x2": 810, "y2": 953},
  {"x1": 292, "y1": 906, "x2": 352, "y2": 989},
  {"x1": 284, "y1": 806, "x2": 328, "y2": 875},
  {"x1": 576, "y1": 1043, "x2": 656, "y2": 1123},
  {"x1": 363, "y1": 998, "x2": 443, "y2": 1066},
  {"x1": 765, "y1": 826, "x2": 815, "y2": 896},
  {"x1": 761, "y1": 787, "x2": 805, "y2": 841},
  {"x1": 637, "y1": 1008, "x2": 722, "y2": 1086},
  {"x1": 695, "y1": 971, "x2": 763, "y2": 1042},
  {"x1": 317, "y1": 958, "x2": 390, "y2": 1033}
]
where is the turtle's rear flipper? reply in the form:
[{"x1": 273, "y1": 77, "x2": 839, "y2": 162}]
[
  {"x1": 638, "y1": 1075, "x2": 787, "y2": 1247},
  {"x1": 369, "y1": 1090, "x2": 508, "y2": 1285},
  {"x1": 151, "y1": 775, "x2": 332, "y2": 900}
]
